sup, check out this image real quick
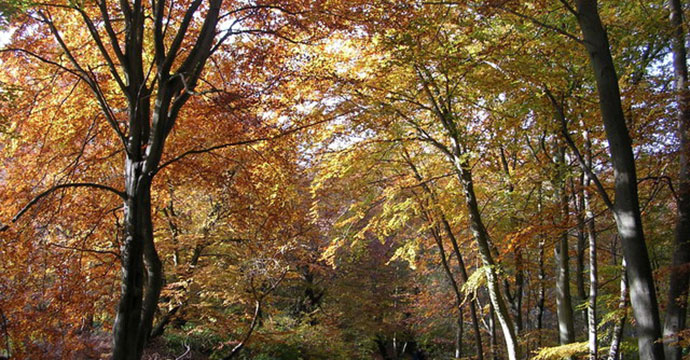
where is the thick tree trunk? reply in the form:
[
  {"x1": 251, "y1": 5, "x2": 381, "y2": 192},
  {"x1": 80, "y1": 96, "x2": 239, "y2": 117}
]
[
  {"x1": 113, "y1": 156, "x2": 151, "y2": 360},
  {"x1": 574, "y1": 2, "x2": 665, "y2": 358},
  {"x1": 664, "y1": 1, "x2": 690, "y2": 359}
]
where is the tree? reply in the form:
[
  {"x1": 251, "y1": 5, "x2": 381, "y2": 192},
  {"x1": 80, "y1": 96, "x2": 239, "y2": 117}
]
[
  {"x1": 0, "y1": 0, "x2": 341, "y2": 358},
  {"x1": 572, "y1": 1, "x2": 665, "y2": 358},
  {"x1": 664, "y1": 1, "x2": 690, "y2": 359}
]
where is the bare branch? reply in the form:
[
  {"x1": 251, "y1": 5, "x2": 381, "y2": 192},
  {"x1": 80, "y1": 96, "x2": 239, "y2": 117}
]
[
  {"x1": 155, "y1": 116, "x2": 336, "y2": 174},
  {"x1": 545, "y1": 87, "x2": 614, "y2": 210},
  {"x1": 638, "y1": 176, "x2": 679, "y2": 202},
  {"x1": 47, "y1": 242, "x2": 120, "y2": 258},
  {"x1": 73, "y1": 5, "x2": 127, "y2": 92},
  {"x1": 501, "y1": 7, "x2": 584, "y2": 45},
  {"x1": 0, "y1": 183, "x2": 126, "y2": 232}
]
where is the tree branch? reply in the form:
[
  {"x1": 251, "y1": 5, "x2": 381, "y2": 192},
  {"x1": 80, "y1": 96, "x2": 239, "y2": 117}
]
[
  {"x1": 545, "y1": 87, "x2": 614, "y2": 210},
  {"x1": 0, "y1": 183, "x2": 126, "y2": 232},
  {"x1": 501, "y1": 7, "x2": 584, "y2": 45},
  {"x1": 155, "y1": 116, "x2": 336, "y2": 175}
]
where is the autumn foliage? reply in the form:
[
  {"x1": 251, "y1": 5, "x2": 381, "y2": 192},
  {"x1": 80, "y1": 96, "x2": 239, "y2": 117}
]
[{"x1": 0, "y1": 0, "x2": 687, "y2": 359}]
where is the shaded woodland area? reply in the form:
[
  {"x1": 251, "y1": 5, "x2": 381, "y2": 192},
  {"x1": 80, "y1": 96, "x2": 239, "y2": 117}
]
[{"x1": 0, "y1": 0, "x2": 689, "y2": 359}]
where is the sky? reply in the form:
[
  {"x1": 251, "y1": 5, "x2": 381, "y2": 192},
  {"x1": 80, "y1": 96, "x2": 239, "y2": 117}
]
[{"x1": 0, "y1": 28, "x2": 12, "y2": 46}]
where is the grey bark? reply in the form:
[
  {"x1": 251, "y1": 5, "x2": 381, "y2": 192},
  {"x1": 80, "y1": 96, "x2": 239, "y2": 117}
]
[
  {"x1": 555, "y1": 147, "x2": 576, "y2": 347},
  {"x1": 443, "y1": 217, "x2": 484, "y2": 360},
  {"x1": 499, "y1": 146, "x2": 524, "y2": 336},
  {"x1": 455, "y1": 311, "x2": 463, "y2": 359},
  {"x1": 537, "y1": 183, "x2": 546, "y2": 346},
  {"x1": 413, "y1": 66, "x2": 519, "y2": 360},
  {"x1": 403, "y1": 151, "x2": 484, "y2": 359},
  {"x1": 582, "y1": 125, "x2": 598, "y2": 360},
  {"x1": 664, "y1": 1, "x2": 690, "y2": 359},
  {"x1": 574, "y1": 176, "x2": 588, "y2": 303},
  {"x1": 574, "y1": 2, "x2": 665, "y2": 358},
  {"x1": 608, "y1": 259, "x2": 628, "y2": 360}
]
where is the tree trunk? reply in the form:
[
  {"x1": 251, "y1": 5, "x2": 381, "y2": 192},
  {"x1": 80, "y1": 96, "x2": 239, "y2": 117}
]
[
  {"x1": 582, "y1": 127, "x2": 598, "y2": 360},
  {"x1": 574, "y1": 176, "x2": 588, "y2": 303},
  {"x1": 455, "y1": 308, "x2": 463, "y2": 359},
  {"x1": 664, "y1": 1, "x2": 690, "y2": 359},
  {"x1": 555, "y1": 147, "x2": 576, "y2": 347},
  {"x1": 450, "y1": 148, "x2": 519, "y2": 360},
  {"x1": 489, "y1": 306, "x2": 498, "y2": 360},
  {"x1": 499, "y1": 146, "x2": 524, "y2": 336},
  {"x1": 404, "y1": 151, "x2": 484, "y2": 360},
  {"x1": 537, "y1": 183, "x2": 546, "y2": 347},
  {"x1": 445, "y1": 219, "x2": 485, "y2": 360},
  {"x1": 608, "y1": 259, "x2": 628, "y2": 360},
  {"x1": 430, "y1": 225, "x2": 465, "y2": 359},
  {"x1": 113, "y1": 159, "x2": 157, "y2": 359},
  {"x1": 574, "y1": 2, "x2": 665, "y2": 358}
]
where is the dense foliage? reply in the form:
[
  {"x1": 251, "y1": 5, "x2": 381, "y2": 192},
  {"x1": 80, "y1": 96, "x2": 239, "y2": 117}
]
[{"x1": 0, "y1": 0, "x2": 688, "y2": 359}]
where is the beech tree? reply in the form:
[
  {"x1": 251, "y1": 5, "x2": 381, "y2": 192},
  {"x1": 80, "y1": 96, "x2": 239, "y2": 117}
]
[{"x1": 0, "y1": 1, "x2": 685, "y2": 359}]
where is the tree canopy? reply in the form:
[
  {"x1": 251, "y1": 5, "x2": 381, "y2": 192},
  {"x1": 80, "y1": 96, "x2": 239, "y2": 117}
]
[{"x1": 0, "y1": 0, "x2": 687, "y2": 359}]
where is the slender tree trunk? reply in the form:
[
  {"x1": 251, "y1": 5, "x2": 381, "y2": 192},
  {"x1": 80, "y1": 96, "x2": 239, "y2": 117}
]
[
  {"x1": 574, "y1": 176, "x2": 588, "y2": 303},
  {"x1": 555, "y1": 147, "x2": 576, "y2": 347},
  {"x1": 582, "y1": 126, "x2": 598, "y2": 360},
  {"x1": 404, "y1": 151, "x2": 484, "y2": 360},
  {"x1": 415, "y1": 64, "x2": 517, "y2": 360},
  {"x1": 450, "y1": 150, "x2": 519, "y2": 360},
  {"x1": 499, "y1": 146, "x2": 524, "y2": 336},
  {"x1": 443, "y1": 218, "x2": 485, "y2": 360},
  {"x1": 489, "y1": 306, "x2": 498, "y2": 360},
  {"x1": 574, "y1": 2, "x2": 665, "y2": 358},
  {"x1": 608, "y1": 260, "x2": 628, "y2": 360},
  {"x1": 455, "y1": 308, "x2": 463, "y2": 359},
  {"x1": 664, "y1": 1, "x2": 690, "y2": 359},
  {"x1": 430, "y1": 225, "x2": 465, "y2": 359},
  {"x1": 537, "y1": 184, "x2": 546, "y2": 347}
]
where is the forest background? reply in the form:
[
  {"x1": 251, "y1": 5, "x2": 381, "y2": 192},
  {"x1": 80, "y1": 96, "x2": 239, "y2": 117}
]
[{"x1": 0, "y1": 0, "x2": 688, "y2": 359}]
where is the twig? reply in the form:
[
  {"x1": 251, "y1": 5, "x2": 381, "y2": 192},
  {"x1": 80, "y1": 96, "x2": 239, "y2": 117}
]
[{"x1": 1, "y1": 183, "x2": 126, "y2": 232}]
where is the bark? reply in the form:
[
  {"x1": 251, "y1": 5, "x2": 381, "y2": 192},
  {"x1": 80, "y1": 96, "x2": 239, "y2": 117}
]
[
  {"x1": 664, "y1": 1, "x2": 690, "y2": 359},
  {"x1": 414, "y1": 63, "x2": 517, "y2": 360},
  {"x1": 555, "y1": 147, "x2": 576, "y2": 347},
  {"x1": 499, "y1": 146, "x2": 524, "y2": 336},
  {"x1": 574, "y1": 2, "x2": 665, "y2": 358},
  {"x1": 537, "y1": 184, "x2": 546, "y2": 346},
  {"x1": 404, "y1": 151, "x2": 484, "y2": 360},
  {"x1": 582, "y1": 127, "x2": 598, "y2": 360},
  {"x1": 574, "y1": 176, "x2": 588, "y2": 303},
  {"x1": 429, "y1": 225, "x2": 465, "y2": 358},
  {"x1": 443, "y1": 218, "x2": 485, "y2": 360},
  {"x1": 489, "y1": 306, "x2": 498, "y2": 360},
  {"x1": 150, "y1": 305, "x2": 181, "y2": 339},
  {"x1": 455, "y1": 309, "x2": 463, "y2": 360},
  {"x1": 221, "y1": 300, "x2": 261, "y2": 360},
  {"x1": 110, "y1": 1, "x2": 223, "y2": 357},
  {"x1": 608, "y1": 260, "x2": 628, "y2": 360},
  {"x1": 451, "y1": 152, "x2": 518, "y2": 360}
]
